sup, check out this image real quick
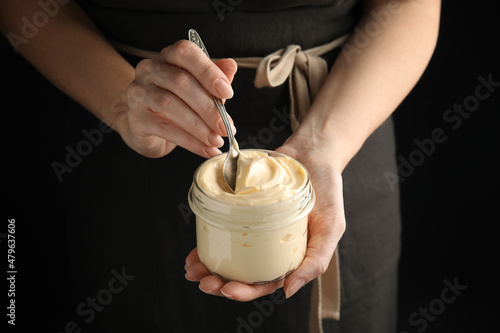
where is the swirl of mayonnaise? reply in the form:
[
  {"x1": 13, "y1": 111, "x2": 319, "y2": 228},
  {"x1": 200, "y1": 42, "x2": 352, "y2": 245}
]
[{"x1": 196, "y1": 150, "x2": 307, "y2": 206}]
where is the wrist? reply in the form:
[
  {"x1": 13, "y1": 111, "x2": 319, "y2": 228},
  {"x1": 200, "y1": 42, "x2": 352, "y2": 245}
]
[
  {"x1": 279, "y1": 134, "x2": 345, "y2": 174},
  {"x1": 286, "y1": 120, "x2": 365, "y2": 173}
]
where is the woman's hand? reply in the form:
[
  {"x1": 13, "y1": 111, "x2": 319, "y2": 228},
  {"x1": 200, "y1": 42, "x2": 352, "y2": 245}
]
[
  {"x1": 275, "y1": 140, "x2": 346, "y2": 299},
  {"x1": 119, "y1": 40, "x2": 238, "y2": 158},
  {"x1": 184, "y1": 136, "x2": 346, "y2": 301}
]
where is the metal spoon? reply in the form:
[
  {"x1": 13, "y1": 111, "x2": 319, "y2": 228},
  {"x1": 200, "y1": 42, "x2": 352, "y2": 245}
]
[{"x1": 188, "y1": 29, "x2": 239, "y2": 192}]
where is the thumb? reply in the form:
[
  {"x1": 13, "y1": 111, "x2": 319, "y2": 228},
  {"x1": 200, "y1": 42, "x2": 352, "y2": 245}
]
[
  {"x1": 283, "y1": 171, "x2": 346, "y2": 299},
  {"x1": 214, "y1": 58, "x2": 238, "y2": 84}
]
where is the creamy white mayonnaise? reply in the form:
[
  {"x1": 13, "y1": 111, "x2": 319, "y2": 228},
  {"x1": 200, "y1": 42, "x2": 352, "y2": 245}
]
[
  {"x1": 190, "y1": 149, "x2": 314, "y2": 284},
  {"x1": 196, "y1": 150, "x2": 307, "y2": 205}
]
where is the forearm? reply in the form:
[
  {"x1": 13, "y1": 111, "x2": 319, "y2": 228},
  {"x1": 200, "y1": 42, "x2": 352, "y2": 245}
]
[
  {"x1": 296, "y1": 0, "x2": 441, "y2": 171},
  {"x1": 0, "y1": 0, "x2": 134, "y2": 128}
]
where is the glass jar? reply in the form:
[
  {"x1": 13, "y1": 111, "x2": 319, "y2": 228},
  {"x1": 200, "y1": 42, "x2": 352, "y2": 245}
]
[{"x1": 188, "y1": 150, "x2": 315, "y2": 284}]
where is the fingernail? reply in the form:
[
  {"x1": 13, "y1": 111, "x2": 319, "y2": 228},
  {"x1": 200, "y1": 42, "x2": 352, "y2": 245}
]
[
  {"x1": 185, "y1": 273, "x2": 198, "y2": 282},
  {"x1": 199, "y1": 285, "x2": 215, "y2": 295},
  {"x1": 220, "y1": 289, "x2": 235, "y2": 300},
  {"x1": 218, "y1": 119, "x2": 237, "y2": 136},
  {"x1": 204, "y1": 147, "x2": 222, "y2": 157},
  {"x1": 228, "y1": 115, "x2": 237, "y2": 134},
  {"x1": 285, "y1": 279, "x2": 305, "y2": 299},
  {"x1": 214, "y1": 78, "x2": 234, "y2": 99},
  {"x1": 218, "y1": 119, "x2": 227, "y2": 136},
  {"x1": 208, "y1": 132, "x2": 224, "y2": 148}
]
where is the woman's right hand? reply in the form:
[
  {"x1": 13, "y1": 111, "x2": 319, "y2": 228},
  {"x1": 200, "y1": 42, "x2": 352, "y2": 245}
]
[{"x1": 119, "y1": 40, "x2": 238, "y2": 158}]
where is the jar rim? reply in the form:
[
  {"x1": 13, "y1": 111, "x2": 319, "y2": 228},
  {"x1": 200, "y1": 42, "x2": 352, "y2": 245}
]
[{"x1": 193, "y1": 149, "x2": 311, "y2": 208}]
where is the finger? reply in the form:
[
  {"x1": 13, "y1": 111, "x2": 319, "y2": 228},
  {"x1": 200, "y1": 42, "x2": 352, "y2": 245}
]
[
  {"x1": 185, "y1": 249, "x2": 226, "y2": 297},
  {"x1": 185, "y1": 248, "x2": 213, "y2": 282},
  {"x1": 132, "y1": 106, "x2": 222, "y2": 158},
  {"x1": 185, "y1": 261, "x2": 211, "y2": 282},
  {"x1": 145, "y1": 85, "x2": 224, "y2": 148},
  {"x1": 198, "y1": 275, "x2": 226, "y2": 297},
  {"x1": 214, "y1": 112, "x2": 237, "y2": 138},
  {"x1": 220, "y1": 280, "x2": 284, "y2": 302},
  {"x1": 144, "y1": 61, "x2": 232, "y2": 137},
  {"x1": 185, "y1": 247, "x2": 200, "y2": 268},
  {"x1": 161, "y1": 40, "x2": 234, "y2": 99},
  {"x1": 214, "y1": 59, "x2": 238, "y2": 136}
]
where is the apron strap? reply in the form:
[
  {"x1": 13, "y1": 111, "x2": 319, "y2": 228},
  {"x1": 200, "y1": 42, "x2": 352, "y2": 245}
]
[{"x1": 231, "y1": 34, "x2": 349, "y2": 130}]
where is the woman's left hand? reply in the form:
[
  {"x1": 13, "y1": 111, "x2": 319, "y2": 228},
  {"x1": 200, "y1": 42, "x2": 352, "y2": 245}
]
[{"x1": 184, "y1": 136, "x2": 346, "y2": 301}]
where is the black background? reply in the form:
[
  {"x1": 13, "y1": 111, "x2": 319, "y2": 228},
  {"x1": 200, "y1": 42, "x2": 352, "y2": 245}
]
[
  {"x1": 393, "y1": 1, "x2": 498, "y2": 332},
  {"x1": 1, "y1": 0, "x2": 498, "y2": 332}
]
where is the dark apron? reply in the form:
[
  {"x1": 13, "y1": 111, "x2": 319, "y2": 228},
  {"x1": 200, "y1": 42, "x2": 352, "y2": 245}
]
[{"x1": 63, "y1": 1, "x2": 400, "y2": 332}]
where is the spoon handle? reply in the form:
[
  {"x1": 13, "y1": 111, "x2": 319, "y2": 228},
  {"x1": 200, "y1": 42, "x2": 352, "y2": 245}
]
[{"x1": 188, "y1": 29, "x2": 235, "y2": 143}]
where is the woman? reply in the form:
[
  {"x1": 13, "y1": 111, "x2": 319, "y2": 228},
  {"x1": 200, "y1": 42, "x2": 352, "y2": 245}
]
[{"x1": 0, "y1": 0, "x2": 440, "y2": 332}]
